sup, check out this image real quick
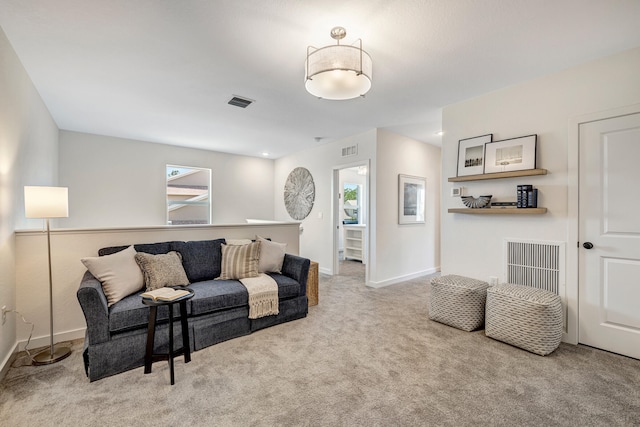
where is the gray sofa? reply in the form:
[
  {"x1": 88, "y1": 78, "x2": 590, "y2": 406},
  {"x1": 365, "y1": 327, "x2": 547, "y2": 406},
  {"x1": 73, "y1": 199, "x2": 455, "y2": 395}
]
[{"x1": 77, "y1": 238, "x2": 310, "y2": 382}]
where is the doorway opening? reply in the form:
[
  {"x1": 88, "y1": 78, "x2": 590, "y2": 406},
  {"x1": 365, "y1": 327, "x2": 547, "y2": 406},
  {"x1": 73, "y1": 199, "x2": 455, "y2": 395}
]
[{"x1": 333, "y1": 162, "x2": 369, "y2": 281}]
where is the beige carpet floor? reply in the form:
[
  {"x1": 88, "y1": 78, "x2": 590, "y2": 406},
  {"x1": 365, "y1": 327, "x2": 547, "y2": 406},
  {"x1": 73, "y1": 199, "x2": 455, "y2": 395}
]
[{"x1": 1, "y1": 261, "x2": 639, "y2": 426}]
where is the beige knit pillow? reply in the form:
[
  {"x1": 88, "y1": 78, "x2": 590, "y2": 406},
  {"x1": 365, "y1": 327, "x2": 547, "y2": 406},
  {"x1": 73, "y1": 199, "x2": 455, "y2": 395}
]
[
  {"x1": 134, "y1": 251, "x2": 190, "y2": 291},
  {"x1": 219, "y1": 241, "x2": 261, "y2": 280}
]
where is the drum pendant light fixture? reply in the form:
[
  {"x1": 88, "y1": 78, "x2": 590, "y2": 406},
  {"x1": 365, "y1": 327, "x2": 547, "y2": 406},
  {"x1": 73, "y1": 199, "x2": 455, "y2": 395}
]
[{"x1": 305, "y1": 27, "x2": 372, "y2": 100}]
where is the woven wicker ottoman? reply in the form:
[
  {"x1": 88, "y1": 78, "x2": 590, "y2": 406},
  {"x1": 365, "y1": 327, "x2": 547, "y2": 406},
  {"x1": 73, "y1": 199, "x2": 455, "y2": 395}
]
[
  {"x1": 429, "y1": 275, "x2": 491, "y2": 331},
  {"x1": 485, "y1": 284, "x2": 563, "y2": 356}
]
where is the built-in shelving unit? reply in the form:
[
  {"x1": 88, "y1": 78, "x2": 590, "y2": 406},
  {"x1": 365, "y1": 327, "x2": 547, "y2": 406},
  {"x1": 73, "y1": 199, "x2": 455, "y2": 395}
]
[
  {"x1": 448, "y1": 168, "x2": 548, "y2": 214},
  {"x1": 448, "y1": 168, "x2": 547, "y2": 182},
  {"x1": 343, "y1": 225, "x2": 365, "y2": 262},
  {"x1": 448, "y1": 208, "x2": 547, "y2": 215}
]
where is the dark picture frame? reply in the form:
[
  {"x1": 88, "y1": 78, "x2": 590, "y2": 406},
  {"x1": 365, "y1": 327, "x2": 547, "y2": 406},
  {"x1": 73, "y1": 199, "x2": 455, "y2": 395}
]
[
  {"x1": 398, "y1": 174, "x2": 426, "y2": 224},
  {"x1": 456, "y1": 134, "x2": 493, "y2": 176},
  {"x1": 484, "y1": 134, "x2": 537, "y2": 174}
]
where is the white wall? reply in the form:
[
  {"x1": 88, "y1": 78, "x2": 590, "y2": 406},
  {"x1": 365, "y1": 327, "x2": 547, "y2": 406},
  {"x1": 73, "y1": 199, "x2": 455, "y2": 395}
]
[
  {"x1": 372, "y1": 129, "x2": 441, "y2": 287},
  {"x1": 274, "y1": 130, "x2": 377, "y2": 275},
  {"x1": 58, "y1": 131, "x2": 275, "y2": 228},
  {"x1": 441, "y1": 46, "x2": 640, "y2": 343},
  {"x1": 0, "y1": 27, "x2": 59, "y2": 374},
  {"x1": 275, "y1": 128, "x2": 441, "y2": 286}
]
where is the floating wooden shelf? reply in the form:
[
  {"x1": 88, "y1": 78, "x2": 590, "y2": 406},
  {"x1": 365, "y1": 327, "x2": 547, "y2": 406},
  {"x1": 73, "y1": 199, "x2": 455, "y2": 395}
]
[
  {"x1": 448, "y1": 169, "x2": 547, "y2": 182},
  {"x1": 448, "y1": 208, "x2": 547, "y2": 215}
]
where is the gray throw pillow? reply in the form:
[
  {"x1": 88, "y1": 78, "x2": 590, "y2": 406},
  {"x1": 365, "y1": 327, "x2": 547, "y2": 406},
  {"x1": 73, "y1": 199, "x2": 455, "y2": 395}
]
[{"x1": 134, "y1": 251, "x2": 190, "y2": 291}]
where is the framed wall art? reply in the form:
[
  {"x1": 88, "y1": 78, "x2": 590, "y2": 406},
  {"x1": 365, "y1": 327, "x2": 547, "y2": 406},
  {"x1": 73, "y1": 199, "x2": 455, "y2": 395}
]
[
  {"x1": 398, "y1": 174, "x2": 426, "y2": 224},
  {"x1": 456, "y1": 134, "x2": 493, "y2": 176},
  {"x1": 484, "y1": 134, "x2": 537, "y2": 174}
]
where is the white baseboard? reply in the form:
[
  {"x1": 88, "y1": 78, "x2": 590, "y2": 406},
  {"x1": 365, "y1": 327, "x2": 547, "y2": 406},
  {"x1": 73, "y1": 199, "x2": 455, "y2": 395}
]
[
  {"x1": 18, "y1": 327, "x2": 86, "y2": 352},
  {"x1": 0, "y1": 340, "x2": 19, "y2": 382},
  {"x1": 318, "y1": 266, "x2": 332, "y2": 275},
  {"x1": 367, "y1": 267, "x2": 440, "y2": 288}
]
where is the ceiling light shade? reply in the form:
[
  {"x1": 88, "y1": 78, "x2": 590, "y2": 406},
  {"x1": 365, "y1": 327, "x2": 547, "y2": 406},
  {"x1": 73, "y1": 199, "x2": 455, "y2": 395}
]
[{"x1": 305, "y1": 27, "x2": 372, "y2": 100}]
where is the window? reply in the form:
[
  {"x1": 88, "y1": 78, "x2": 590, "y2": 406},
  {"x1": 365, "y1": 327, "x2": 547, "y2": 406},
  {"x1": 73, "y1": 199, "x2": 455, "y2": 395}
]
[
  {"x1": 343, "y1": 183, "x2": 360, "y2": 224},
  {"x1": 166, "y1": 165, "x2": 211, "y2": 225}
]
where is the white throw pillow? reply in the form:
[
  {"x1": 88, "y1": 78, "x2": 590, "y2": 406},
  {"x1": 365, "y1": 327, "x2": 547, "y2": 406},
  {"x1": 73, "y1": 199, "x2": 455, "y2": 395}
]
[
  {"x1": 256, "y1": 236, "x2": 286, "y2": 274},
  {"x1": 81, "y1": 245, "x2": 144, "y2": 306}
]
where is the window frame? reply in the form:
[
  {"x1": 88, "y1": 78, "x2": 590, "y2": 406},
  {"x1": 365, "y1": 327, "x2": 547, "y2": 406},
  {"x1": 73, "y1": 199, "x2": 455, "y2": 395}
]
[{"x1": 166, "y1": 164, "x2": 212, "y2": 225}]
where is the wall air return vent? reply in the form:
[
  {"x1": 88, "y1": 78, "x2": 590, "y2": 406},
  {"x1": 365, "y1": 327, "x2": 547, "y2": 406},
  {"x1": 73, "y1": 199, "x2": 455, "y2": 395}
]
[
  {"x1": 504, "y1": 239, "x2": 565, "y2": 295},
  {"x1": 228, "y1": 96, "x2": 254, "y2": 108},
  {"x1": 504, "y1": 238, "x2": 567, "y2": 330},
  {"x1": 341, "y1": 144, "x2": 358, "y2": 157}
]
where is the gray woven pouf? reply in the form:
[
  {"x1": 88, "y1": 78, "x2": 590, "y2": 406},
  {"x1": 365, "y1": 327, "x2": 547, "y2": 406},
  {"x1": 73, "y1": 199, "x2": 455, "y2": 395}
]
[
  {"x1": 429, "y1": 275, "x2": 491, "y2": 331},
  {"x1": 485, "y1": 283, "x2": 563, "y2": 356}
]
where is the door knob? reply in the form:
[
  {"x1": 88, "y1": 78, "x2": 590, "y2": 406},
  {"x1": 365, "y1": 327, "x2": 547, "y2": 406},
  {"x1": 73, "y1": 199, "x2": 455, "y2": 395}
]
[{"x1": 583, "y1": 242, "x2": 594, "y2": 249}]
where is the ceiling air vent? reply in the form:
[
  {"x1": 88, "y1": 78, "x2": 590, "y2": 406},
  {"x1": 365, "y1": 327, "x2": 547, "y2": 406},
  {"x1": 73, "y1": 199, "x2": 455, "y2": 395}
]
[
  {"x1": 228, "y1": 96, "x2": 254, "y2": 108},
  {"x1": 341, "y1": 144, "x2": 358, "y2": 157}
]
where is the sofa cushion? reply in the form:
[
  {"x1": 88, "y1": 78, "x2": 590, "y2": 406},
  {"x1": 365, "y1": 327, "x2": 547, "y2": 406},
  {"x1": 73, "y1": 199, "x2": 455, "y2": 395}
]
[
  {"x1": 172, "y1": 239, "x2": 224, "y2": 282},
  {"x1": 99, "y1": 241, "x2": 177, "y2": 257},
  {"x1": 109, "y1": 291, "x2": 183, "y2": 333},
  {"x1": 219, "y1": 241, "x2": 260, "y2": 280},
  {"x1": 188, "y1": 280, "x2": 249, "y2": 316},
  {"x1": 81, "y1": 245, "x2": 144, "y2": 307},
  {"x1": 108, "y1": 274, "x2": 301, "y2": 332},
  {"x1": 267, "y1": 273, "x2": 301, "y2": 300},
  {"x1": 134, "y1": 251, "x2": 190, "y2": 290},
  {"x1": 109, "y1": 272, "x2": 301, "y2": 328}
]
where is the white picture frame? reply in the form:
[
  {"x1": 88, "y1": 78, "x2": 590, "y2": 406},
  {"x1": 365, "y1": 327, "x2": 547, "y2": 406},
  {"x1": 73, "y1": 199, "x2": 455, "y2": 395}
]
[
  {"x1": 457, "y1": 134, "x2": 493, "y2": 176},
  {"x1": 398, "y1": 174, "x2": 426, "y2": 224},
  {"x1": 484, "y1": 134, "x2": 537, "y2": 174}
]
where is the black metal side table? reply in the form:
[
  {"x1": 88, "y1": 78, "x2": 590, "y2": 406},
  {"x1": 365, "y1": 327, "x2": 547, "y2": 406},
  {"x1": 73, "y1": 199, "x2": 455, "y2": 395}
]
[{"x1": 142, "y1": 289, "x2": 194, "y2": 385}]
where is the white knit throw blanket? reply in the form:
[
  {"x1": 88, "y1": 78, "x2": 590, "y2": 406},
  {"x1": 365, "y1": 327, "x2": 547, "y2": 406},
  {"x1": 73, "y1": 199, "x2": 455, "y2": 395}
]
[{"x1": 240, "y1": 273, "x2": 279, "y2": 319}]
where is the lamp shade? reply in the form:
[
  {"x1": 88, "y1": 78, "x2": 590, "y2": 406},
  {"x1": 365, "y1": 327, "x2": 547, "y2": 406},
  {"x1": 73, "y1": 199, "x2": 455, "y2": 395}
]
[{"x1": 24, "y1": 186, "x2": 69, "y2": 218}]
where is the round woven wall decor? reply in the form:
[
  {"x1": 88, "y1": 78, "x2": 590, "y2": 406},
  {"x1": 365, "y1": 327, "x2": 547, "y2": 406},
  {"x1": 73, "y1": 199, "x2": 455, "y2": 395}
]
[{"x1": 284, "y1": 167, "x2": 315, "y2": 220}]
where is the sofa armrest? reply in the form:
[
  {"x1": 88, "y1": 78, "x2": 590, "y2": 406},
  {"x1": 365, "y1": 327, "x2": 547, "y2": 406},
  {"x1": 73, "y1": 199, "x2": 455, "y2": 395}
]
[
  {"x1": 76, "y1": 271, "x2": 111, "y2": 345},
  {"x1": 281, "y1": 254, "x2": 310, "y2": 297}
]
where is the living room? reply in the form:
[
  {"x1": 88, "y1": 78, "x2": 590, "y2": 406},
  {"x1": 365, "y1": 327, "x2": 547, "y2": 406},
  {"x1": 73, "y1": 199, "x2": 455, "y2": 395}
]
[{"x1": 2, "y1": 2, "x2": 640, "y2": 425}]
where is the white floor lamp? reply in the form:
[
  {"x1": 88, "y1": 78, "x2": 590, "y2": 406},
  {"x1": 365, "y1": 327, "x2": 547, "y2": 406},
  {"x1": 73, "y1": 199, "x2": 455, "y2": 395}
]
[{"x1": 24, "y1": 186, "x2": 72, "y2": 365}]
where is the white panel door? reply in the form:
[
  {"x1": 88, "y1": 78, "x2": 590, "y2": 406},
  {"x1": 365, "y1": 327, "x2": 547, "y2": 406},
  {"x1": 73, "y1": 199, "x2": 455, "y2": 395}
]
[{"x1": 579, "y1": 112, "x2": 640, "y2": 359}]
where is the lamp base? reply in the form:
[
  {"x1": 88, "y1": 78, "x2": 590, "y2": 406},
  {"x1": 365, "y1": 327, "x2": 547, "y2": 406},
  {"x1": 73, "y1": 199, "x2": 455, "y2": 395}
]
[{"x1": 32, "y1": 345, "x2": 72, "y2": 365}]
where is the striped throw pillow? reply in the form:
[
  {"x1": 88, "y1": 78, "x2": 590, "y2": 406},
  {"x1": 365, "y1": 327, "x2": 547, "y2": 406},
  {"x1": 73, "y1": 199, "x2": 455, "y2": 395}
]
[{"x1": 219, "y1": 241, "x2": 261, "y2": 280}]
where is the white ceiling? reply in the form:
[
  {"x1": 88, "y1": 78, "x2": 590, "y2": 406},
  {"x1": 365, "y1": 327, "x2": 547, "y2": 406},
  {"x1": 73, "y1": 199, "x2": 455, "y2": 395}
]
[{"x1": 2, "y1": 1, "x2": 640, "y2": 158}]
